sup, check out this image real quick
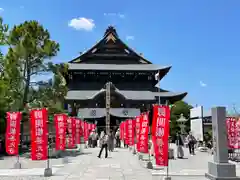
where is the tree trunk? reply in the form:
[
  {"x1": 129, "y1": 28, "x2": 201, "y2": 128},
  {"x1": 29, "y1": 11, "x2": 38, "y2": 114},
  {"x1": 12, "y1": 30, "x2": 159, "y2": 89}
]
[{"x1": 21, "y1": 67, "x2": 30, "y2": 110}]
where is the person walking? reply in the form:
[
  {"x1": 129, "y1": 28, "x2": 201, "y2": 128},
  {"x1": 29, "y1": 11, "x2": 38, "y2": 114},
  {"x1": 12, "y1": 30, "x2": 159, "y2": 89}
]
[
  {"x1": 88, "y1": 130, "x2": 93, "y2": 148},
  {"x1": 187, "y1": 132, "x2": 196, "y2": 155},
  {"x1": 175, "y1": 132, "x2": 184, "y2": 158},
  {"x1": 115, "y1": 129, "x2": 121, "y2": 148},
  {"x1": 92, "y1": 130, "x2": 98, "y2": 148},
  {"x1": 98, "y1": 131, "x2": 108, "y2": 158}
]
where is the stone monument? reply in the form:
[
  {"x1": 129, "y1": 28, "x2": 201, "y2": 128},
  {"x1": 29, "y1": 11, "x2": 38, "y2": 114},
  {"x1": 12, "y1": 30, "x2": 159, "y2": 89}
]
[{"x1": 205, "y1": 107, "x2": 240, "y2": 180}]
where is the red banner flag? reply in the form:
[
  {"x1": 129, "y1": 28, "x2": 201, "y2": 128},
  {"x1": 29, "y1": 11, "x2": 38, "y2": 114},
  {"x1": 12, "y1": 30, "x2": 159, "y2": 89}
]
[
  {"x1": 119, "y1": 122, "x2": 124, "y2": 140},
  {"x1": 124, "y1": 120, "x2": 129, "y2": 145},
  {"x1": 66, "y1": 117, "x2": 75, "y2": 148},
  {"x1": 80, "y1": 120, "x2": 84, "y2": 138},
  {"x1": 152, "y1": 105, "x2": 170, "y2": 166},
  {"x1": 30, "y1": 108, "x2": 48, "y2": 160},
  {"x1": 88, "y1": 123, "x2": 92, "y2": 132},
  {"x1": 84, "y1": 122, "x2": 89, "y2": 141},
  {"x1": 235, "y1": 119, "x2": 240, "y2": 149},
  {"x1": 54, "y1": 114, "x2": 67, "y2": 150},
  {"x1": 135, "y1": 116, "x2": 141, "y2": 144},
  {"x1": 5, "y1": 112, "x2": 21, "y2": 155},
  {"x1": 91, "y1": 124, "x2": 96, "y2": 131},
  {"x1": 226, "y1": 117, "x2": 237, "y2": 149},
  {"x1": 127, "y1": 119, "x2": 134, "y2": 146},
  {"x1": 138, "y1": 113, "x2": 149, "y2": 153},
  {"x1": 75, "y1": 119, "x2": 81, "y2": 144}
]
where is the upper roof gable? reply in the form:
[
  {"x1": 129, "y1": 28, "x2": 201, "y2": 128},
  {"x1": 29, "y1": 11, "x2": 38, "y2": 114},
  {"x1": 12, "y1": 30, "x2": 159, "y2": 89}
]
[{"x1": 69, "y1": 26, "x2": 152, "y2": 64}]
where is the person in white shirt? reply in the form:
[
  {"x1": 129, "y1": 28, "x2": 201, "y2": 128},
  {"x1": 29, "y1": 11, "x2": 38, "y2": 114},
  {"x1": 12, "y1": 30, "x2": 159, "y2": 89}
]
[
  {"x1": 91, "y1": 129, "x2": 98, "y2": 148},
  {"x1": 98, "y1": 130, "x2": 108, "y2": 158}
]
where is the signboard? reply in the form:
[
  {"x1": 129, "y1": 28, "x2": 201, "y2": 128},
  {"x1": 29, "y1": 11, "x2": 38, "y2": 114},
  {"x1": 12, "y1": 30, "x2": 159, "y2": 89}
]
[
  {"x1": 190, "y1": 106, "x2": 203, "y2": 118},
  {"x1": 190, "y1": 118, "x2": 203, "y2": 141}
]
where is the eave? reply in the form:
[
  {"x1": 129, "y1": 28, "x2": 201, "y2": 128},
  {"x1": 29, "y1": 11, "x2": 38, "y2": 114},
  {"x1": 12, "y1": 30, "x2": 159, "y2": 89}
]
[
  {"x1": 68, "y1": 63, "x2": 171, "y2": 72},
  {"x1": 65, "y1": 90, "x2": 187, "y2": 102}
]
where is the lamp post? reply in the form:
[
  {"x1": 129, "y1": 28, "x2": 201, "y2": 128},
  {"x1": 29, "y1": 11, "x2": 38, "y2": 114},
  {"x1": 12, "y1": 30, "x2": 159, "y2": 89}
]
[{"x1": 177, "y1": 114, "x2": 188, "y2": 134}]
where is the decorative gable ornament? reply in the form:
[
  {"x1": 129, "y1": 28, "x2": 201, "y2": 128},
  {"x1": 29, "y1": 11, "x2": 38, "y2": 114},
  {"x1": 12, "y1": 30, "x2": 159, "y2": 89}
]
[{"x1": 106, "y1": 33, "x2": 116, "y2": 42}]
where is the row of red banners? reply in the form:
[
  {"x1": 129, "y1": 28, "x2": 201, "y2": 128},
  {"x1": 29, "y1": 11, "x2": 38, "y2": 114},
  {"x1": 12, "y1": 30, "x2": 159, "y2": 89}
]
[
  {"x1": 5, "y1": 109, "x2": 96, "y2": 160},
  {"x1": 119, "y1": 105, "x2": 170, "y2": 166},
  {"x1": 7, "y1": 106, "x2": 239, "y2": 162}
]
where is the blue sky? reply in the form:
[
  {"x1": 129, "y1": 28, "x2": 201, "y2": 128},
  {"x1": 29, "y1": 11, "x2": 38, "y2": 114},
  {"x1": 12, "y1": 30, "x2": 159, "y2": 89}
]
[{"x1": 0, "y1": 0, "x2": 240, "y2": 111}]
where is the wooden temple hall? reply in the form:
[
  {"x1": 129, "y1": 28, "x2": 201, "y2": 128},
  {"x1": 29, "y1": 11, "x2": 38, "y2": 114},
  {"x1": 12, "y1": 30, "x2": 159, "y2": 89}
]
[{"x1": 64, "y1": 26, "x2": 187, "y2": 129}]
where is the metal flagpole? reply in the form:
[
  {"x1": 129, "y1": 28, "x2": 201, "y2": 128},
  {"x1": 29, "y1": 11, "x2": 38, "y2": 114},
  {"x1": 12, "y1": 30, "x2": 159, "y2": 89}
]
[
  {"x1": 14, "y1": 111, "x2": 22, "y2": 169},
  {"x1": 165, "y1": 100, "x2": 171, "y2": 180},
  {"x1": 44, "y1": 108, "x2": 52, "y2": 177}
]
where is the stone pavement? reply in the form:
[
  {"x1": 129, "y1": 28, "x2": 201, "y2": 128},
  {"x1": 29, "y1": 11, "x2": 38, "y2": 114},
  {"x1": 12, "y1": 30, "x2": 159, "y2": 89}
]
[
  {"x1": 0, "y1": 146, "x2": 240, "y2": 179},
  {"x1": 49, "y1": 147, "x2": 153, "y2": 180}
]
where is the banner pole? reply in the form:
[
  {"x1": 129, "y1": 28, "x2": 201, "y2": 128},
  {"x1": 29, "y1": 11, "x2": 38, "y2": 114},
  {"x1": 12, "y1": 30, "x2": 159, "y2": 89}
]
[
  {"x1": 147, "y1": 112, "x2": 153, "y2": 169},
  {"x1": 133, "y1": 123, "x2": 136, "y2": 155},
  {"x1": 165, "y1": 101, "x2": 171, "y2": 180},
  {"x1": 44, "y1": 110, "x2": 52, "y2": 177},
  {"x1": 14, "y1": 112, "x2": 22, "y2": 169}
]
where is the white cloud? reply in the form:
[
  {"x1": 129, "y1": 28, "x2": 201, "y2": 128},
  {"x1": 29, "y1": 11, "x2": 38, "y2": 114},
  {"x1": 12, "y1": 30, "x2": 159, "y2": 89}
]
[
  {"x1": 200, "y1": 81, "x2": 207, "y2": 87},
  {"x1": 104, "y1": 13, "x2": 116, "y2": 16},
  {"x1": 0, "y1": 8, "x2": 4, "y2": 13},
  {"x1": 68, "y1": 17, "x2": 95, "y2": 31},
  {"x1": 126, "y1": 35, "x2": 134, "y2": 41},
  {"x1": 118, "y1": 13, "x2": 125, "y2": 18},
  {"x1": 104, "y1": 13, "x2": 125, "y2": 19}
]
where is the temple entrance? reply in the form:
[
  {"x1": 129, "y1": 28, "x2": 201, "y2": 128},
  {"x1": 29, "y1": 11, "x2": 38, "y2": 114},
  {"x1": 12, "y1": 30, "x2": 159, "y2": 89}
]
[
  {"x1": 76, "y1": 83, "x2": 140, "y2": 134},
  {"x1": 87, "y1": 115, "x2": 123, "y2": 134}
]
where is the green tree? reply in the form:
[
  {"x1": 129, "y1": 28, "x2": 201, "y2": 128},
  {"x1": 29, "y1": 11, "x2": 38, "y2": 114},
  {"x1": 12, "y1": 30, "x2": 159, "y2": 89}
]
[
  {"x1": 27, "y1": 63, "x2": 68, "y2": 116},
  {"x1": 0, "y1": 17, "x2": 8, "y2": 61},
  {"x1": 170, "y1": 101, "x2": 192, "y2": 136},
  {"x1": 0, "y1": 17, "x2": 9, "y2": 134},
  {"x1": 7, "y1": 20, "x2": 60, "y2": 109}
]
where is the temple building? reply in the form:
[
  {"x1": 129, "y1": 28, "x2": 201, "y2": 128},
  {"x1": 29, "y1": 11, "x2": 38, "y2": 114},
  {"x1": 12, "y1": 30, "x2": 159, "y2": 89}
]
[{"x1": 64, "y1": 26, "x2": 187, "y2": 128}]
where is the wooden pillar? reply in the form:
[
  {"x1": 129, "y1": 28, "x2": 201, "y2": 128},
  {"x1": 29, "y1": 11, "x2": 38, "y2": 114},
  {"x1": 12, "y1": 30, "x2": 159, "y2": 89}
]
[{"x1": 105, "y1": 82, "x2": 111, "y2": 134}]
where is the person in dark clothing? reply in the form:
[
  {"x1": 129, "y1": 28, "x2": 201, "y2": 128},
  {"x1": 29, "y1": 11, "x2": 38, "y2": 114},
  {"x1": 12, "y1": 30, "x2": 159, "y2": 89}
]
[
  {"x1": 115, "y1": 129, "x2": 120, "y2": 148},
  {"x1": 187, "y1": 132, "x2": 196, "y2": 155},
  {"x1": 175, "y1": 133, "x2": 184, "y2": 158},
  {"x1": 98, "y1": 131, "x2": 108, "y2": 158},
  {"x1": 88, "y1": 130, "x2": 93, "y2": 148}
]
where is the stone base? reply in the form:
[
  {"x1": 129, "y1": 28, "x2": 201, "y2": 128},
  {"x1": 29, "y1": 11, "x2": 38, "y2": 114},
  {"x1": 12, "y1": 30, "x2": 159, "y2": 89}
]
[
  {"x1": 132, "y1": 148, "x2": 136, "y2": 155},
  {"x1": 205, "y1": 173, "x2": 240, "y2": 180},
  {"x1": 168, "y1": 148, "x2": 174, "y2": 159},
  {"x1": 138, "y1": 154, "x2": 143, "y2": 160},
  {"x1": 44, "y1": 168, "x2": 52, "y2": 177},
  {"x1": 205, "y1": 161, "x2": 240, "y2": 180},
  {"x1": 147, "y1": 161, "x2": 153, "y2": 169},
  {"x1": 163, "y1": 177, "x2": 171, "y2": 180},
  {"x1": 14, "y1": 162, "x2": 22, "y2": 169},
  {"x1": 80, "y1": 143, "x2": 85, "y2": 153}
]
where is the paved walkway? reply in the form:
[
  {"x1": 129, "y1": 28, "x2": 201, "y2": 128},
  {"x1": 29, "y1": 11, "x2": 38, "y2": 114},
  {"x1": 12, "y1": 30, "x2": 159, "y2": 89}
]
[
  {"x1": 49, "y1": 148, "x2": 152, "y2": 180},
  {"x1": 1, "y1": 146, "x2": 240, "y2": 179}
]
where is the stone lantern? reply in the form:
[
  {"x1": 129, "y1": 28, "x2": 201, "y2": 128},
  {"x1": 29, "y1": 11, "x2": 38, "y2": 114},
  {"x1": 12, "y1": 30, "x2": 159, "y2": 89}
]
[{"x1": 177, "y1": 113, "x2": 188, "y2": 134}]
